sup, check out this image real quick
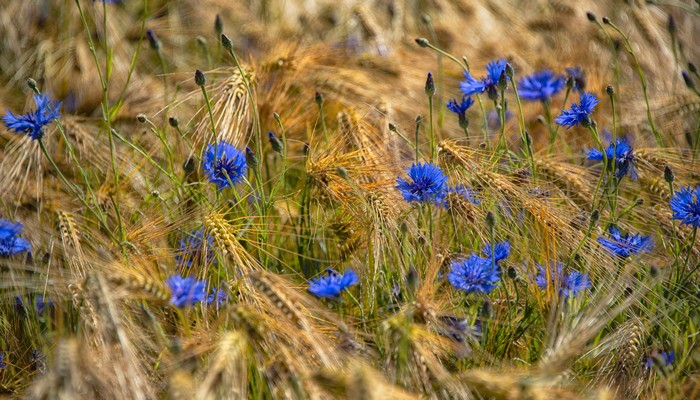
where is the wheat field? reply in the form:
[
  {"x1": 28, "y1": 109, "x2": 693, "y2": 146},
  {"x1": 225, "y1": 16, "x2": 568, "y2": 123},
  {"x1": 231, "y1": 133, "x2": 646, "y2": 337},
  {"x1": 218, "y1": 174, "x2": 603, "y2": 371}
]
[{"x1": 0, "y1": 0, "x2": 699, "y2": 398}]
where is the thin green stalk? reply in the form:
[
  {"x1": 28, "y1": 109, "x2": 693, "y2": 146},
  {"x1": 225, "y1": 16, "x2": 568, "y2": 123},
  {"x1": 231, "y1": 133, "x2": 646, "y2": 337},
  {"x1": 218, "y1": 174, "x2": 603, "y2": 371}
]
[
  {"x1": 510, "y1": 78, "x2": 534, "y2": 174},
  {"x1": 429, "y1": 96, "x2": 435, "y2": 161},
  {"x1": 112, "y1": 0, "x2": 148, "y2": 119},
  {"x1": 588, "y1": 124, "x2": 608, "y2": 208},
  {"x1": 605, "y1": 21, "x2": 664, "y2": 147}
]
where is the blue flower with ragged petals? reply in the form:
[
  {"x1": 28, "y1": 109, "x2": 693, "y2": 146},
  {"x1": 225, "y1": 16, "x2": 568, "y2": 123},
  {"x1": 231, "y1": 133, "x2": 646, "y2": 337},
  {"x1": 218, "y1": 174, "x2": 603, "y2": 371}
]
[
  {"x1": 34, "y1": 294, "x2": 53, "y2": 316},
  {"x1": 518, "y1": 69, "x2": 566, "y2": 102},
  {"x1": 482, "y1": 241, "x2": 510, "y2": 265},
  {"x1": 308, "y1": 268, "x2": 359, "y2": 298},
  {"x1": 598, "y1": 226, "x2": 653, "y2": 258},
  {"x1": 446, "y1": 96, "x2": 474, "y2": 123},
  {"x1": 175, "y1": 228, "x2": 216, "y2": 268},
  {"x1": 206, "y1": 288, "x2": 228, "y2": 306},
  {"x1": 670, "y1": 185, "x2": 700, "y2": 228},
  {"x1": 587, "y1": 137, "x2": 638, "y2": 180},
  {"x1": 165, "y1": 274, "x2": 208, "y2": 307},
  {"x1": 565, "y1": 67, "x2": 586, "y2": 93},
  {"x1": 460, "y1": 59, "x2": 509, "y2": 98},
  {"x1": 2, "y1": 94, "x2": 61, "y2": 140},
  {"x1": 202, "y1": 141, "x2": 247, "y2": 190},
  {"x1": 535, "y1": 263, "x2": 590, "y2": 298},
  {"x1": 396, "y1": 162, "x2": 448, "y2": 205},
  {"x1": 0, "y1": 219, "x2": 31, "y2": 257},
  {"x1": 447, "y1": 254, "x2": 500, "y2": 294},
  {"x1": 555, "y1": 92, "x2": 599, "y2": 128}
]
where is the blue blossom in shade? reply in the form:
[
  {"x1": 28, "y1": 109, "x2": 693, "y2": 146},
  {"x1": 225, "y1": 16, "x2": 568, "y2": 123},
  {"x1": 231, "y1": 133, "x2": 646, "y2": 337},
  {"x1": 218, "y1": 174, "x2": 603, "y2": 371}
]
[
  {"x1": 0, "y1": 219, "x2": 31, "y2": 257},
  {"x1": 517, "y1": 69, "x2": 566, "y2": 102},
  {"x1": 645, "y1": 351, "x2": 674, "y2": 369},
  {"x1": 460, "y1": 59, "x2": 509, "y2": 98},
  {"x1": 670, "y1": 185, "x2": 700, "y2": 228},
  {"x1": 206, "y1": 288, "x2": 228, "y2": 306},
  {"x1": 535, "y1": 264, "x2": 591, "y2": 298},
  {"x1": 555, "y1": 92, "x2": 600, "y2": 128},
  {"x1": 2, "y1": 94, "x2": 61, "y2": 140},
  {"x1": 202, "y1": 141, "x2": 247, "y2": 189},
  {"x1": 566, "y1": 67, "x2": 586, "y2": 93},
  {"x1": 449, "y1": 184, "x2": 480, "y2": 205},
  {"x1": 446, "y1": 96, "x2": 474, "y2": 126},
  {"x1": 0, "y1": 352, "x2": 5, "y2": 370},
  {"x1": 308, "y1": 268, "x2": 359, "y2": 298},
  {"x1": 587, "y1": 137, "x2": 638, "y2": 180},
  {"x1": 482, "y1": 241, "x2": 511, "y2": 264},
  {"x1": 15, "y1": 295, "x2": 28, "y2": 317},
  {"x1": 487, "y1": 109, "x2": 513, "y2": 132},
  {"x1": 34, "y1": 295, "x2": 53, "y2": 316},
  {"x1": 175, "y1": 228, "x2": 215, "y2": 268},
  {"x1": 165, "y1": 274, "x2": 208, "y2": 307},
  {"x1": 598, "y1": 226, "x2": 653, "y2": 258},
  {"x1": 396, "y1": 163, "x2": 448, "y2": 205},
  {"x1": 447, "y1": 254, "x2": 500, "y2": 294}
]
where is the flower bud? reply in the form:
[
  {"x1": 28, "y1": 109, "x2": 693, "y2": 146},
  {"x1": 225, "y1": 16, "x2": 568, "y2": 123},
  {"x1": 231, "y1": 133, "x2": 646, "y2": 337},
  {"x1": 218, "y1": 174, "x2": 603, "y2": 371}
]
[
  {"x1": 245, "y1": 147, "x2": 258, "y2": 168},
  {"x1": 425, "y1": 72, "x2": 435, "y2": 96},
  {"x1": 168, "y1": 116, "x2": 179, "y2": 128},
  {"x1": 221, "y1": 33, "x2": 233, "y2": 51},
  {"x1": 194, "y1": 69, "x2": 206, "y2": 87},
  {"x1": 415, "y1": 38, "x2": 430, "y2": 47},
  {"x1": 606, "y1": 85, "x2": 615, "y2": 96},
  {"x1": 136, "y1": 114, "x2": 147, "y2": 123},
  {"x1": 268, "y1": 131, "x2": 283, "y2": 153},
  {"x1": 664, "y1": 165, "x2": 674, "y2": 184},
  {"x1": 586, "y1": 12, "x2": 597, "y2": 22}
]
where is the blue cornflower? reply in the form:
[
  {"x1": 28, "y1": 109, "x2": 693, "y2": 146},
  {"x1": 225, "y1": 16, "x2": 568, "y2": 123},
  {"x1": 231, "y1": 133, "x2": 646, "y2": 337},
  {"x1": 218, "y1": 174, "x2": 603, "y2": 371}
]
[
  {"x1": 0, "y1": 219, "x2": 31, "y2": 257},
  {"x1": 396, "y1": 162, "x2": 448, "y2": 205},
  {"x1": 645, "y1": 351, "x2": 674, "y2": 369},
  {"x1": 446, "y1": 96, "x2": 474, "y2": 127},
  {"x1": 517, "y1": 69, "x2": 566, "y2": 102},
  {"x1": 308, "y1": 268, "x2": 359, "y2": 298},
  {"x1": 175, "y1": 228, "x2": 215, "y2": 268},
  {"x1": 0, "y1": 352, "x2": 5, "y2": 369},
  {"x1": 587, "y1": 137, "x2": 638, "y2": 180},
  {"x1": 670, "y1": 185, "x2": 700, "y2": 228},
  {"x1": 165, "y1": 274, "x2": 208, "y2": 307},
  {"x1": 482, "y1": 241, "x2": 510, "y2": 265},
  {"x1": 460, "y1": 59, "x2": 509, "y2": 98},
  {"x1": 535, "y1": 264, "x2": 591, "y2": 298},
  {"x1": 2, "y1": 94, "x2": 61, "y2": 140},
  {"x1": 34, "y1": 295, "x2": 53, "y2": 316},
  {"x1": 206, "y1": 288, "x2": 228, "y2": 306},
  {"x1": 449, "y1": 184, "x2": 480, "y2": 205},
  {"x1": 565, "y1": 67, "x2": 586, "y2": 93},
  {"x1": 555, "y1": 92, "x2": 599, "y2": 128},
  {"x1": 598, "y1": 226, "x2": 653, "y2": 258},
  {"x1": 447, "y1": 254, "x2": 500, "y2": 294},
  {"x1": 202, "y1": 141, "x2": 247, "y2": 190}
]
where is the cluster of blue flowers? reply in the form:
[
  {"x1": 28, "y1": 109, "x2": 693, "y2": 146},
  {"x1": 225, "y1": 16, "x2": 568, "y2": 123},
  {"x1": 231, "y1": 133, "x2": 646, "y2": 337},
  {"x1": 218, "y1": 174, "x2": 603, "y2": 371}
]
[
  {"x1": 598, "y1": 226, "x2": 653, "y2": 258},
  {"x1": 2, "y1": 94, "x2": 61, "y2": 140},
  {"x1": 0, "y1": 219, "x2": 31, "y2": 257},
  {"x1": 175, "y1": 228, "x2": 216, "y2": 268},
  {"x1": 165, "y1": 274, "x2": 227, "y2": 308},
  {"x1": 447, "y1": 241, "x2": 510, "y2": 294},
  {"x1": 587, "y1": 137, "x2": 638, "y2": 181},
  {"x1": 395, "y1": 163, "x2": 479, "y2": 208},
  {"x1": 535, "y1": 263, "x2": 590, "y2": 298},
  {"x1": 202, "y1": 141, "x2": 248, "y2": 190},
  {"x1": 308, "y1": 268, "x2": 359, "y2": 298}
]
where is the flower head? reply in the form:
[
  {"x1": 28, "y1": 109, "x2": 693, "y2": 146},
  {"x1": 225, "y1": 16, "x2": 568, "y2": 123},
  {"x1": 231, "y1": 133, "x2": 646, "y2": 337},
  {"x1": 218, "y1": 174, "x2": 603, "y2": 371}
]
[
  {"x1": 565, "y1": 67, "x2": 586, "y2": 93},
  {"x1": 555, "y1": 92, "x2": 599, "y2": 128},
  {"x1": 202, "y1": 141, "x2": 247, "y2": 189},
  {"x1": 598, "y1": 226, "x2": 653, "y2": 258},
  {"x1": 0, "y1": 219, "x2": 31, "y2": 257},
  {"x1": 396, "y1": 162, "x2": 448, "y2": 205},
  {"x1": 482, "y1": 241, "x2": 511, "y2": 265},
  {"x1": 165, "y1": 274, "x2": 208, "y2": 307},
  {"x1": 34, "y1": 295, "x2": 53, "y2": 316},
  {"x1": 206, "y1": 288, "x2": 228, "y2": 306},
  {"x1": 460, "y1": 59, "x2": 509, "y2": 98},
  {"x1": 517, "y1": 69, "x2": 566, "y2": 102},
  {"x1": 308, "y1": 268, "x2": 359, "y2": 298},
  {"x1": 587, "y1": 137, "x2": 638, "y2": 180},
  {"x1": 446, "y1": 96, "x2": 474, "y2": 127},
  {"x1": 535, "y1": 264, "x2": 591, "y2": 298},
  {"x1": 2, "y1": 94, "x2": 61, "y2": 140},
  {"x1": 175, "y1": 228, "x2": 215, "y2": 268},
  {"x1": 447, "y1": 254, "x2": 500, "y2": 294},
  {"x1": 645, "y1": 351, "x2": 674, "y2": 369},
  {"x1": 670, "y1": 185, "x2": 700, "y2": 228}
]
